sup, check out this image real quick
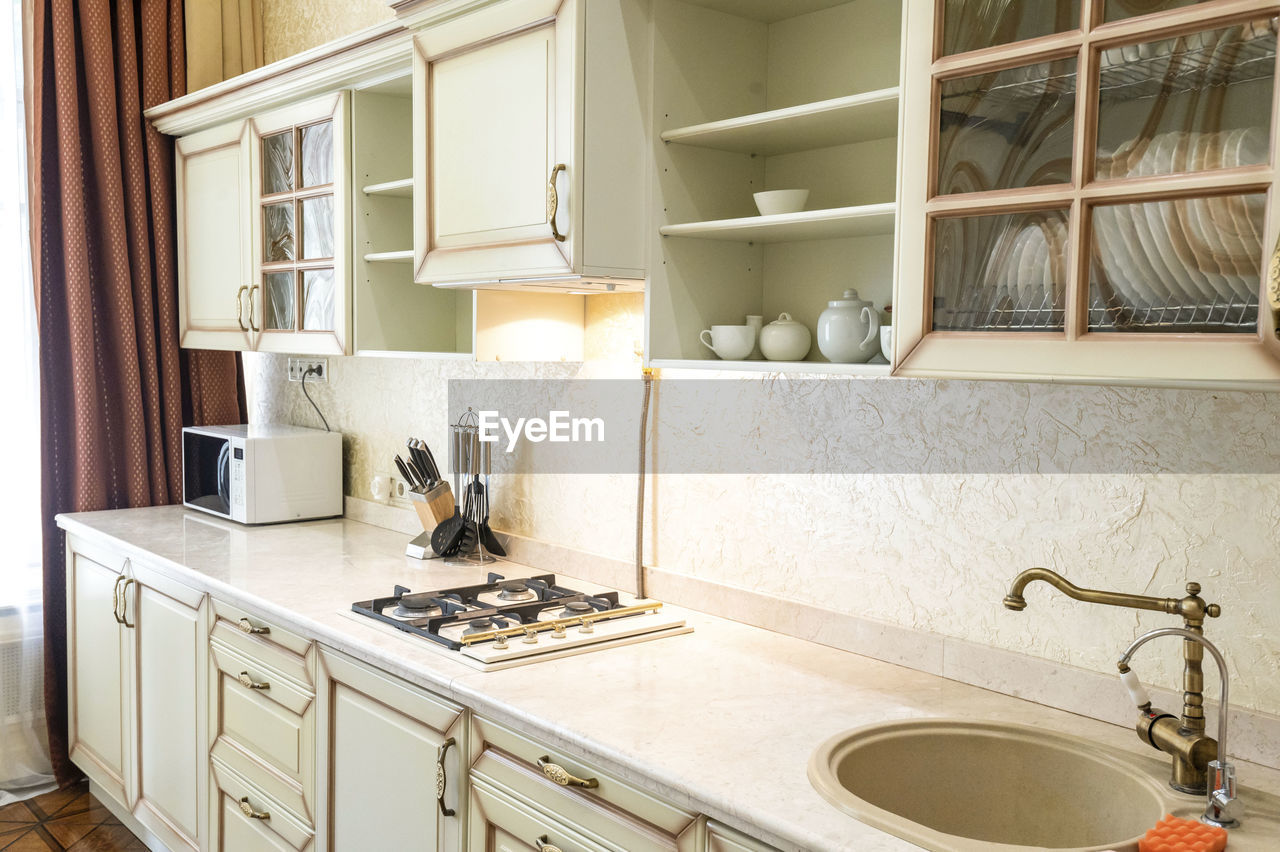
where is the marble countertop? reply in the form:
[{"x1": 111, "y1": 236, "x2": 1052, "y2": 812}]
[{"x1": 57, "y1": 507, "x2": 1280, "y2": 852}]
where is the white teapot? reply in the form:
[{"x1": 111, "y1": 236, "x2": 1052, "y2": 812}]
[{"x1": 816, "y1": 289, "x2": 881, "y2": 363}]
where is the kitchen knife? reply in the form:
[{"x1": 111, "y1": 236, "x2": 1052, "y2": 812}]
[
  {"x1": 417, "y1": 439, "x2": 442, "y2": 483},
  {"x1": 411, "y1": 439, "x2": 438, "y2": 485},
  {"x1": 405, "y1": 439, "x2": 431, "y2": 486},
  {"x1": 394, "y1": 454, "x2": 422, "y2": 491}
]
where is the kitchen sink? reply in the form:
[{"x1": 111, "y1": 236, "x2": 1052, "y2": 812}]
[{"x1": 808, "y1": 719, "x2": 1173, "y2": 852}]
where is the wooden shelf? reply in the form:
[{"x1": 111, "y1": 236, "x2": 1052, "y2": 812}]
[
  {"x1": 660, "y1": 203, "x2": 896, "y2": 243},
  {"x1": 362, "y1": 178, "x2": 413, "y2": 197},
  {"x1": 363, "y1": 250, "x2": 414, "y2": 263},
  {"x1": 661, "y1": 89, "x2": 899, "y2": 156},
  {"x1": 650, "y1": 358, "x2": 891, "y2": 375}
]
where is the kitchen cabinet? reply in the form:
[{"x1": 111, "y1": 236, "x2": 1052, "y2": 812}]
[
  {"x1": 646, "y1": 0, "x2": 903, "y2": 373},
  {"x1": 65, "y1": 536, "x2": 209, "y2": 852},
  {"x1": 893, "y1": 0, "x2": 1280, "y2": 387},
  {"x1": 468, "y1": 715, "x2": 701, "y2": 851},
  {"x1": 706, "y1": 822, "x2": 774, "y2": 852},
  {"x1": 410, "y1": 0, "x2": 648, "y2": 292},
  {"x1": 314, "y1": 646, "x2": 466, "y2": 852}
]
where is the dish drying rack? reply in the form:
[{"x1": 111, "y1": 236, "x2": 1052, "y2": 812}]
[{"x1": 934, "y1": 291, "x2": 1259, "y2": 333}]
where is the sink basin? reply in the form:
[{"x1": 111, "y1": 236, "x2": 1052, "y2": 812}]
[{"x1": 808, "y1": 719, "x2": 1171, "y2": 852}]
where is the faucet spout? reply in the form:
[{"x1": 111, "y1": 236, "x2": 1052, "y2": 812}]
[{"x1": 1003, "y1": 567, "x2": 1179, "y2": 614}]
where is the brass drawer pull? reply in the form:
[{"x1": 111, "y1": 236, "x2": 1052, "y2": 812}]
[
  {"x1": 535, "y1": 835, "x2": 562, "y2": 852},
  {"x1": 247, "y1": 285, "x2": 259, "y2": 332},
  {"x1": 237, "y1": 617, "x2": 270, "y2": 635},
  {"x1": 547, "y1": 163, "x2": 567, "y2": 242},
  {"x1": 436, "y1": 736, "x2": 456, "y2": 817},
  {"x1": 236, "y1": 285, "x2": 249, "y2": 332},
  {"x1": 238, "y1": 796, "x2": 269, "y2": 820},
  {"x1": 238, "y1": 671, "x2": 270, "y2": 690},
  {"x1": 112, "y1": 575, "x2": 126, "y2": 625},
  {"x1": 537, "y1": 756, "x2": 598, "y2": 789},
  {"x1": 119, "y1": 578, "x2": 135, "y2": 629}
]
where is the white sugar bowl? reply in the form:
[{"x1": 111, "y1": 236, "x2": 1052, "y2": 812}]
[
  {"x1": 759, "y1": 313, "x2": 811, "y2": 361},
  {"x1": 817, "y1": 289, "x2": 881, "y2": 363}
]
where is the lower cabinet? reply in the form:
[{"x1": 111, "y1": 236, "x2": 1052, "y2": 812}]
[
  {"x1": 314, "y1": 647, "x2": 466, "y2": 852},
  {"x1": 65, "y1": 536, "x2": 209, "y2": 852}
]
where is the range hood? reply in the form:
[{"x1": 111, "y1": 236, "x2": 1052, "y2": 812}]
[{"x1": 431, "y1": 275, "x2": 644, "y2": 294}]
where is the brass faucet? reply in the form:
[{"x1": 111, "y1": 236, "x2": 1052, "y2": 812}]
[{"x1": 1003, "y1": 568, "x2": 1222, "y2": 794}]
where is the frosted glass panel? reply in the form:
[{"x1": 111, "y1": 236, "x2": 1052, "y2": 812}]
[
  {"x1": 942, "y1": 0, "x2": 1080, "y2": 56},
  {"x1": 1096, "y1": 20, "x2": 1276, "y2": 180},
  {"x1": 933, "y1": 210, "x2": 1070, "y2": 331},
  {"x1": 1089, "y1": 195, "x2": 1263, "y2": 333},
  {"x1": 301, "y1": 122, "x2": 333, "y2": 188},
  {"x1": 263, "y1": 202, "x2": 294, "y2": 262},
  {"x1": 937, "y1": 58, "x2": 1076, "y2": 195},
  {"x1": 301, "y1": 195, "x2": 334, "y2": 259},
  {"x1": 264, "y1": 272, "x2": 295, "y2": 331},
  {"x1": 262, "y1": 132, "x2": 294, "y2": 195},
  {"x1": 302, "y1": 268, "x2": 335, "y2": 331},
  {"x1": 1105, "y1": 0, "x2": 1207, "y2": 22}
]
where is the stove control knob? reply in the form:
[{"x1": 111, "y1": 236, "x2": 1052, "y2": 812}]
[
  {"x1": 579, "y1": 616, "x2": 595, "y2": 634},
  {"x1": 522, "y1": 627, "x2": 540, "y2": 645},
  {"x1": 494, "y1": 634, "x2": 508, "y2": 649},
  {"x1": 551, "y1": 623, "x2": 567, "y2": 639}
]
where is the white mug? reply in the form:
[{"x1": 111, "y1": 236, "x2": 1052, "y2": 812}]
[{"x1": 699, "y1": 325, "x2": 755, "y2": 361}]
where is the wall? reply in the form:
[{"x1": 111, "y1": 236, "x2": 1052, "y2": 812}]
[
  {"x1": 261, "y1": 0, "x2": 393, "y2": 63},
  {"x1": 245, "y1": 2, "x2": 1280, "y2": 722}
]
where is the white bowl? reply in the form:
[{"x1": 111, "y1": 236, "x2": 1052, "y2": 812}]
[{"x1": 753, "y1": 189, "x2": 809, "y2": 217}]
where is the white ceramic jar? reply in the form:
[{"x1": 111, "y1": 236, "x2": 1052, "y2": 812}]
[
  {"x1": 816, "y1": 289, "x2": 881, "y2": 363},
  {"x1": 759, "y1": 313, "x2": 812, "y2": 361}
]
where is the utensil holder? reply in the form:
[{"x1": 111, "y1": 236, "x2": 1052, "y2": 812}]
[{"x1": 405, "y1": 482, "x2": 455, "y2": 559}]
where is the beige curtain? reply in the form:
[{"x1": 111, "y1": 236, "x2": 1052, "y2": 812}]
[{"x1": 185, "y1": 0, "x2": 264, "y2": 91}]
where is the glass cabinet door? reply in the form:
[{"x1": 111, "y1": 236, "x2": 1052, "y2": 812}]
[
  {"x1": 894, "y1": 0, "x2": 1280, "y2": 385},
  {"x1": 249, "y1": 92, "x2": 348, "y2": 355}
]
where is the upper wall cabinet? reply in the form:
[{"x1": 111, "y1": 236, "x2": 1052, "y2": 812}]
[
  {"x1": 894, "y1": 0, "x2": 1280, "y2": 388},
  {"x1": 410, "y1": 0, "x2": 649, "y2": 291}
]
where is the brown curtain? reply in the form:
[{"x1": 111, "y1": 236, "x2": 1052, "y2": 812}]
[{"x1": 30, "y1": 0, "x2": 246, "y2": 786}]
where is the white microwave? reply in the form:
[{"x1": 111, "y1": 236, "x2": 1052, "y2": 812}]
[{"x1": 182, "y1": 424, "x2": 342, "y2": 524}]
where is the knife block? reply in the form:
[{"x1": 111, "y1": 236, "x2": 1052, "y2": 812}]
[{"x1": 405, "y1": 482, "x2": 454, "y2": 559}]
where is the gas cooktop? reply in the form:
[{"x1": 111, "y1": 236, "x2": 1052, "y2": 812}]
[{"x1": 348, "y1": 572, "x2": 690, "y2": 670}]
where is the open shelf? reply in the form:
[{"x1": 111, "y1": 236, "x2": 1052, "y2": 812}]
[
  {"x1": 650, "y1": 358, "x2": 890, "y2": 375},
  {"x1": 362, "y1": 178, "x2": 413, "y2": 197},
  {"x1": 661, "y1": 203, "x2": 896, "y2": 243},
  {"x1": 661, "y1": 88, "x2": 899, "y2": 156},
  {"x1": 363, "y1": 249, "x2": 414, "y2": 263}
]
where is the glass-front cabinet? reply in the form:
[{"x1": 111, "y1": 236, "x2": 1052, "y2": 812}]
[
  {"x1": 895, "y1": 0, "x2": 1280, "y2": 386},
  {"x1": 248, "y1": 92, "x2": 350, "y2": 355}
]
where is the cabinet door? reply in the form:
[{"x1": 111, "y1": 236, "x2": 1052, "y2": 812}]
[
  {"x1": 131, "y1": 569, "x2": 208, "y2": 852},
  {"x1": 414, "y1": 1, "x2": 578, "y2": 284},
  {"x1": 315, "y1": 648, "x2": 464, "y2": 852},
  {"x1": 176, "y1": 120, "x2": 254, "y2": 351},
  {"x1": 248, "y1": 92, "x2": 351, "y2": 355},
  {"x1": 895, "y1": 0, "x2": 1280, "y2": 387},
  {"x1": 65, "y1": 542, "x2": 133, "y2": 806}
]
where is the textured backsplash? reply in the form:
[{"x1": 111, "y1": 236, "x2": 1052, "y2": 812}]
[{"x1": 247, "y1": 351, "x2": 1280, "y2": 717}]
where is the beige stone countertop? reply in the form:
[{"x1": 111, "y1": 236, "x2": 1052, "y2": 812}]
[{"x1": 57, "y1": 506, "x2": 1280, "y2": 852}]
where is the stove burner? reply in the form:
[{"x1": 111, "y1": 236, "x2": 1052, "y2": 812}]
[
  {"x1": 392, "y1": 601, "x2": 440, "y2": 619},
  {"x1": 497, "y1": 582, "x2": 535, "y2": 602},
  {"x1": 464, "y1": 618, "x2": 495, "y2": 636},
  {"x1": 559, "y1": 600, "x2": 593, "y2": 618}
]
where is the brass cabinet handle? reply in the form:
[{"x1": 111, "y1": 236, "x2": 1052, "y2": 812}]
[
  {"x1": 237, "y1": 617, "x2": 270, "y2": 635},
  {"x1": 1268, "y1": 233, "x2": 1280, "y2": 339},
  {"x1": 547, "y1": 163, "x2": 567, "y2": 243},
  {"x1": 436, "y1": 736, "x2": 456, "y2": 817},
  {"x1": 119, "y1": 578, "x2": 135, "y2": 629},
  {"x1": 112, "y1": 575, "x2": 126, "y2": 625},
  {"x1": 238, "y1": 796, "x2": 269, "y2": 820},
  {"x1": 247, "y1": 285, "x2": 259, "y2": 332},
  {"x1": 238, "y1": 671, "x2": 270, "y2": 690},
  {"x1": 235, "y1": 285, "x2": 249, "y2": 332},
  {"x1": 537, "y1": 756, "x2": 598, "y2": 789},
  {"x1": 535, "y1": 835, "x2": 563, "y2": 852}
]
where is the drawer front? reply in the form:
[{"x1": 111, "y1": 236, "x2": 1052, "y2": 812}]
[
  {"x1": 470, "y1": 777, "x2": 609, "y2": 852},
  {"x1": 211, "y1": 598, "x2": 312, "y2": 687},
  {"x1": 471, "y1": 716, "x2": 695, "y2": 838},
  {"x1": 212, "y1": 758, "x2": 313, "y2": 851},
  {"x1": 210, "y1": 639, "x2": 314, "y2": 819},
  {"x1": 471, "y1": 750, "x2": 689, "y2": 852},
  {"x1": 706, "y1": 822, "x2": 776, "y2": 852}
]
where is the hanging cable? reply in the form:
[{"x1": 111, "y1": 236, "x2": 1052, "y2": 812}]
[{"x1": 301, "y1": 366, "x2": 331, "y2": 432}]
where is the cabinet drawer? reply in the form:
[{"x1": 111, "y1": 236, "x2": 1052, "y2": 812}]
[
  {"x1": 471, "y1": 716, "x2": 696, "y2": 838},
  {"x1": 471, "y1": 750, "x2": 694, "y2": 852},
  {"x1": 210, "y1": 639, "x2": 314, "y2": 821},
  {"x1": 211, "y1": 598, "x2": 312, "y2": 687},
  {"x1": 212, "y1": 758, "x2": 314, "y2": 851},
  {"x1": 706, "y1": 821, "x2": 776, "y2": 852},
  {"x1": 470, "y1": 776, "x2": 614, "y2": 852}
]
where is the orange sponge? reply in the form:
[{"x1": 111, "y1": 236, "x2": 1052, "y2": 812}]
[{"x1": 1137, "y1": 814, "x2": 1227, "y2": 852}]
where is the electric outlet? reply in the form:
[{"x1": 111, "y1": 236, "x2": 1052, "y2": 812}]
[
  {"x1": 391, "y1": 477, "x2": 410, "y2": 503},
  {"x1": 288, "y1": 357, "x2": 329, "y2": 382}
]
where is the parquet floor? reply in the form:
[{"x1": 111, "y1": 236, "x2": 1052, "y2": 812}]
[{"x1": 0, "y1": 782, "x2": 145, "y2": 851}]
